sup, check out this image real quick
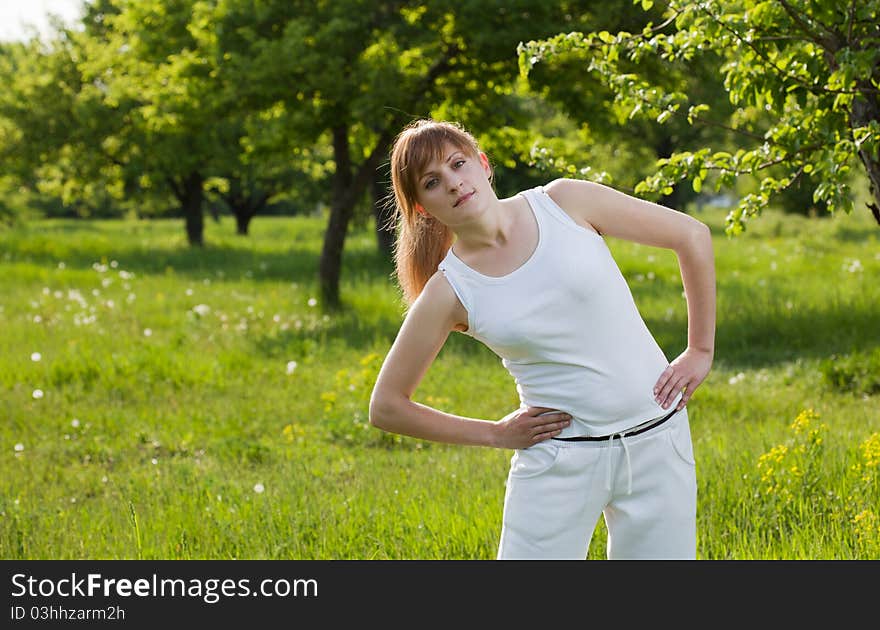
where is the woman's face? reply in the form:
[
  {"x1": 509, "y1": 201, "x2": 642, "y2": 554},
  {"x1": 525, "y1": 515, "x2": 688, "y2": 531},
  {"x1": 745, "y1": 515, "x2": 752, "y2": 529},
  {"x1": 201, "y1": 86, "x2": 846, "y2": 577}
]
[{"x1": 414, "y1": 142, "x2": 493, "y2": 226}]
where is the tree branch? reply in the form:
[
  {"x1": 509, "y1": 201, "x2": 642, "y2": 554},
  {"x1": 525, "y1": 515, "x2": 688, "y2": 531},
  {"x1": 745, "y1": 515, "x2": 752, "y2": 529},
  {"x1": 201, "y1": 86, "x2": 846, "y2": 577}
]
[
  {"x1": 774, "y1": 0, "x2": 839, "y2": 53},
  {"x1": 696, "y1": 4, "x2": 868, "y2": 95}
]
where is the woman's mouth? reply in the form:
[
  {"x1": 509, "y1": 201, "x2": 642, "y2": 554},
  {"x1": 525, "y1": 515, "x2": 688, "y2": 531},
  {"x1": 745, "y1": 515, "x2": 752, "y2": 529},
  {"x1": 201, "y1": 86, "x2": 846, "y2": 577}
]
[{"x1": 454, "y1": 191, "x2": 475, "y2": 207}]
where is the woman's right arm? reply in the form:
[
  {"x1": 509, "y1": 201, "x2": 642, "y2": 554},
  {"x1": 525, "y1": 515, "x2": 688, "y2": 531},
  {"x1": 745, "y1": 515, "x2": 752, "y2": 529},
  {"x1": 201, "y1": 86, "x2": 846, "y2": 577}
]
[{"x1": 368, "y1": 271, "x2": 571, "y2": 448}]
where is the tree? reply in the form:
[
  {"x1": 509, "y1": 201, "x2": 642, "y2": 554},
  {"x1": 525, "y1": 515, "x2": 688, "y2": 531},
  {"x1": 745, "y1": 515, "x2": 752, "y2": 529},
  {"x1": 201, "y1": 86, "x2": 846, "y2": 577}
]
[
  {"x1": 211, "y1": 0, "x2": 601, "y2": 309},
  {"x1": 519, "y1": 0, "x2": 880, "y2": 234}
]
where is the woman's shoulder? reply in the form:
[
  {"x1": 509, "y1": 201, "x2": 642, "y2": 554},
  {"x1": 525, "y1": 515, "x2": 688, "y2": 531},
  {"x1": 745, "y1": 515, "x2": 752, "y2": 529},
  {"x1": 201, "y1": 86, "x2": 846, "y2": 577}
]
[
  {"x1": 541, "y1": 177, "x2": 597, "y2": 204},
  {"x1": 419, "y1": 270, "x2": 469, "y2": 332},
  {"x1": 534, "y1": 179, "x2": 603, "y2": 236}
]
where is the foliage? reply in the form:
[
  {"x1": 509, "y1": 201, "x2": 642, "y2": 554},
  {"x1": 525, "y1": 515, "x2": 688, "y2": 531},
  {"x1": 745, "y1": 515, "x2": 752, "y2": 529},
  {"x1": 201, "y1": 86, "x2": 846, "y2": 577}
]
[
  {"x1": 820, "y1": 347, "x2": 880, "y2": 395},
  {"x1": 753, "y1": 409, "x2": 880, "y2": 556},
  {"x1": 518, "y1": 0, "x2": 880, "y2": 233}
]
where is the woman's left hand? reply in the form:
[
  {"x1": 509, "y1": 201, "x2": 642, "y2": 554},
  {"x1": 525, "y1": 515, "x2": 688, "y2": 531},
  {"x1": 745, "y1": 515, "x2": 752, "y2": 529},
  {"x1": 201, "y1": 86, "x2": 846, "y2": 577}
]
[{"x1": 654, "y1": 347, "x2": 714, "y2": 411}]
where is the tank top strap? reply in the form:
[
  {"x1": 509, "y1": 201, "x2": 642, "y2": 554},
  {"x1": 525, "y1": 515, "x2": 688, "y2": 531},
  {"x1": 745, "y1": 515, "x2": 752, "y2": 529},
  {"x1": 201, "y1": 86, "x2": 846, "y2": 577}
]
[{"x1": 524, "y1": 186, "x2": 580, "y2": 230}]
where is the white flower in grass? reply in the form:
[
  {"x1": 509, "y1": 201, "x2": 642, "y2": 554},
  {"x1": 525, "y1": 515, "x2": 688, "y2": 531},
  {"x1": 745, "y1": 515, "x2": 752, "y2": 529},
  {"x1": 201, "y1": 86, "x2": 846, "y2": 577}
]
[
  {"x1": 110, "y1": 260, "x2": 118, "y2": 268},
  {"x1": 307, "y1": 298, "x2": 317, "y2": 307},
  {"x1": 119, "y1": 270, "x2": 133, "y2": 280},
  {"x1": 286, "y1": 361, "x2": 298, "y2": 375},
  {"x1": 151, "y1": 458, "x2": 158, "y2": 465},
  {"x1": 192, "y1": 304, "x2": 211, "y2": 317},
  {"x1": 33, "y1": 315, "x2": 42, "y2": 323},
  {"x1": 14, "y1": 443, "x2": 24, "y2": 452},
  {"x1": 186, "y1": 288, "x2": 193, "y2": 296},
  {"x1": 253, "y1": 483, "x2": 265, "y2": 494},
  {"x1": 31, "y1": 352, "x2": 41, "y2": 362},
  {"x1": 32, "y1": 389, "x2": 44, "y2": 399},
  {"x1": 71, "y1": 418, "x2": 80, "y2": 428},
  {"x1": 143, "y1": 328, "x2": 152, "y2": 337},
  {"x1": 844, "y1": 259, "x2": 862, "y2": 273},
  {"x1": 728, "y1": 373, "x2": 745, "y2": 385},
  {"x1": 58, "y1": 262, "x2": 66, "y2": 269}
]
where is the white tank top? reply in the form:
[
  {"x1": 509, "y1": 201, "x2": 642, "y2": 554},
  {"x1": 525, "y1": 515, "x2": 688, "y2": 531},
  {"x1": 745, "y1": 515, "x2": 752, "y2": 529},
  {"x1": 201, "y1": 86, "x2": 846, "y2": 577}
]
[{"x1": 437, "y1": 185, "x2": 682, "y2": 437}]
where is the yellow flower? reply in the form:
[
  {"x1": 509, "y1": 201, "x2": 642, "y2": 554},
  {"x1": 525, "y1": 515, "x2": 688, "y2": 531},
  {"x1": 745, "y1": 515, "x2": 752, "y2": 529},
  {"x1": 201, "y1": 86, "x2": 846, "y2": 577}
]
[
  {"x1": 790, "y1": 408, "x2": 821, "y2": 434},
  {"x1": 862, "y1": 433, "x2": 880, "y2": 469},
  {"x1": 282, "y1": 423, "x2": 307, "y2": 443},
  {"x1": 758, "y1": 444, "x2": 787, "y2": 465},
  {"x1": 852, "y1": 509, "x2": 879, "y2": 545}
]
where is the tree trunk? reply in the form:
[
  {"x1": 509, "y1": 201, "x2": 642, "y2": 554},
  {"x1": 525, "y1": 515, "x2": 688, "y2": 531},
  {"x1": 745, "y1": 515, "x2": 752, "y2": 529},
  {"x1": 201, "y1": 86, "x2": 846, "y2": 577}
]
[
  {"x1": 174, "y1": 171, "x2": 204, "y2": 247},
  {"x1": 229, "y1": 199, "x2": 263, "y2": 236},
  {"x1": 851, "y1": 92, "x2": 880, "y2": 226},
  {"x1": 235, "y1": 212, "x2": 252, "y2": 235},
  {"x1": 319, "y1": 124, "x2": 398, "y2": 309},
  {"x1": 373, "y1": 177, "x2": 395, "y2": 260},
  {"x1": 320, "y1": 125, "x2": 354, "y2": 309},
  {"x1": 224, "y1": 181, "x2": 270, "y2": 236}
]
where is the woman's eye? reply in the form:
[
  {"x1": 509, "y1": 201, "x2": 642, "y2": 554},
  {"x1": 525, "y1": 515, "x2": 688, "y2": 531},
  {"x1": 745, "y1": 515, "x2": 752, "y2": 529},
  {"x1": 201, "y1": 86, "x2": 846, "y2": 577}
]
[
  {"x1": 425, "y1": 178, "x2": 438, "y2": 189},
  {"x1": 453, "y1": 159, "x2": 465, "y2": 168}
]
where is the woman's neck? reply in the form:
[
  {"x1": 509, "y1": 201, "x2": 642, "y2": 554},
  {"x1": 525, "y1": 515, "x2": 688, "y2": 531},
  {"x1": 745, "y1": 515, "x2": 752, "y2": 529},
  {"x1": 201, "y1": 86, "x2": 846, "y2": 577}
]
[{"x1": 452, "y1": 196, "x2": 517, "y2": 253}]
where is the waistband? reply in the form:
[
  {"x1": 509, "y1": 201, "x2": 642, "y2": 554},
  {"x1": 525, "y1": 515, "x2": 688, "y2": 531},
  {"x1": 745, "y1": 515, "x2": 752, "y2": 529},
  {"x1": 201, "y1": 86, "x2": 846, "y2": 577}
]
[{"x1": 551, "y1": 405, "x2": 683, "y2": 442}]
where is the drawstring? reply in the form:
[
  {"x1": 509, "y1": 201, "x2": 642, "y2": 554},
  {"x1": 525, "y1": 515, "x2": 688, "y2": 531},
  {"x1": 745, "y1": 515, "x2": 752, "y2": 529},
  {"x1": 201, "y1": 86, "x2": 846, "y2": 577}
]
[
  {"x1": 604, "y1": 435, "x2": 614, "y2": 491},
  {"x1": 604, "y1": 432, "x2": 634, "y2": 495},
  {"x1": 621, "y1": 435, "x2": 633, "y2": 495}
]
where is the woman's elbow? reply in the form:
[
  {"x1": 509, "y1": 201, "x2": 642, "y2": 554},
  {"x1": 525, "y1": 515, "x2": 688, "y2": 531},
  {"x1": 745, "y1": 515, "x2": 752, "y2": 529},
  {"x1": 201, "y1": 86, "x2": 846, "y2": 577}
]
[
  {"x1": 368, "y1": 391, "x2": 398, "y2": 431},
  {"x1": 683, "y1": 220, "x2": 713, "y2": 252}
]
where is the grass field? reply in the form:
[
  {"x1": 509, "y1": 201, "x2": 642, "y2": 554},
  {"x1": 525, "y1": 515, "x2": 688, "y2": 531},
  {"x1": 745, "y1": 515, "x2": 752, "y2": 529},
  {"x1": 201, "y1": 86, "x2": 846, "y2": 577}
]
[{"x1": 1, "y1": 203, "x2": 879, "y2": 559}]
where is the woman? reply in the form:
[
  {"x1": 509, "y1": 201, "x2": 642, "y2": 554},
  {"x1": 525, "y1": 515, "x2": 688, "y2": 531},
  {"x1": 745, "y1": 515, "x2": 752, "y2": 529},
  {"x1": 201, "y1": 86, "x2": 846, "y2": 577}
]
[{"x1": 369, "y1": 119, "x2": 716, "y2": 559}]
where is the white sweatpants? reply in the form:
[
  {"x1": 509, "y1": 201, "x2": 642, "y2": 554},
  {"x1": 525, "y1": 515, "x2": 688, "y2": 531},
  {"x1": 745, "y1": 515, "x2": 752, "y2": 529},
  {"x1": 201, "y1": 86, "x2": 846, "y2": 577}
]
[{"x1": 497, "y1": 408, "x2": 697, "y2": 560}]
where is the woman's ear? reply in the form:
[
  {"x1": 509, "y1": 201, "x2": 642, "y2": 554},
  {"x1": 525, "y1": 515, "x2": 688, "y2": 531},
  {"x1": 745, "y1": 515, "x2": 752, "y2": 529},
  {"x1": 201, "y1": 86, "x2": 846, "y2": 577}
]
[{"x1": 480, "y1": 152, "x2": 494, "y2": 183}]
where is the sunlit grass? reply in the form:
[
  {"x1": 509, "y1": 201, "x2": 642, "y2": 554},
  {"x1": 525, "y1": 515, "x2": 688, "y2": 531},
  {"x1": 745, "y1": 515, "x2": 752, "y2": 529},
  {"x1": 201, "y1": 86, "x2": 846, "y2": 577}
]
[{"x1": 1, "y1": 204, "x2": 878, "y2": 559}]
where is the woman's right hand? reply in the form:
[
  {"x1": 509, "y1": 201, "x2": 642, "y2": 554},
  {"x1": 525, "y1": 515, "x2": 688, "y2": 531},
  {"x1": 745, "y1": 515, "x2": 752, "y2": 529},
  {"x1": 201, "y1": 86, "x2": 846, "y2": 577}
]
[{"x1": 493, "y1": 407, "x2": 572, "y2": 449}]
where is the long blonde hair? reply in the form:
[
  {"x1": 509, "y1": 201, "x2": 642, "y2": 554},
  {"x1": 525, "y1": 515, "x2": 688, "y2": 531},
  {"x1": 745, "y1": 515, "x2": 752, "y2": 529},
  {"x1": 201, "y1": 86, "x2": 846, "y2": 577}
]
[{"x1": 388, "y1": 119, "x2": 488, "y2": 306}]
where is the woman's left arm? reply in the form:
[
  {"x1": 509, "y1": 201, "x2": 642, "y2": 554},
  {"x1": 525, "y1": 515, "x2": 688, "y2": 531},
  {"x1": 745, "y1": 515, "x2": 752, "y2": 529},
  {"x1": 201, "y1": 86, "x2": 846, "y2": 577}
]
[{"x1": 545, "y1": 178, "x2": 716, "y2": 411}]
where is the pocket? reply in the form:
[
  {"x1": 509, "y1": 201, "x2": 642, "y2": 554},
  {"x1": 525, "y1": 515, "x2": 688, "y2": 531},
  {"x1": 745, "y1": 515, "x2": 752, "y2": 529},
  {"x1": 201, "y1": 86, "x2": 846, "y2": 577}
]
[
  {"x1": 508, "y1": 441, "x2": 563, "y2": 479},
  {"x1": 667, "y1": 416, "x2": 696, "y2": 466}
]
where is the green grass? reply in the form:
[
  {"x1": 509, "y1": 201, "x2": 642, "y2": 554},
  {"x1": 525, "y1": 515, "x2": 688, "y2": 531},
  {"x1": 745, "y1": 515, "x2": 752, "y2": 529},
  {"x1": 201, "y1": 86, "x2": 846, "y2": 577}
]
[{"x1": 1, "y1": 205, "x2": 879, "y2": 559}]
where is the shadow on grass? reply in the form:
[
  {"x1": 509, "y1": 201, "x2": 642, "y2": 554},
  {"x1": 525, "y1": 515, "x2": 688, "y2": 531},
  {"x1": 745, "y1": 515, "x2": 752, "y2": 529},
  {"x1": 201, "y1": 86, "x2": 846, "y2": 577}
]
[
  {"x1": 7, "y1": 235, "x2": 396, "y2": 288},
  {"x1": 648, "y1": 301, "x2": 879, "y2": 371}
]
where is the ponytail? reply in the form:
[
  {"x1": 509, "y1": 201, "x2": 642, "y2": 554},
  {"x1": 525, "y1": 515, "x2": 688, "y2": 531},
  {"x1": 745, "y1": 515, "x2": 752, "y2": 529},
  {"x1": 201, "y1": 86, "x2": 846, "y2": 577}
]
[{"x1": 392, "y1": 209, "x2": 454, "y2": 306}]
